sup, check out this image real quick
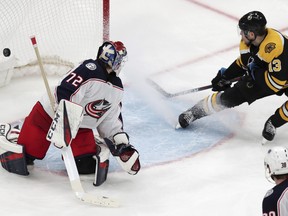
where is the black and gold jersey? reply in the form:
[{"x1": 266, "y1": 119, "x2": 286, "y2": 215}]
[
  {"x1": 237, "y1": 28, "x2": 288, "y2": 93},
  {"x1": 224, "y1": 28, "x2": 288, "y2": 127}
]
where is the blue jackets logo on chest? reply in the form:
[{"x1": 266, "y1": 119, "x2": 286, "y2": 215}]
[{"x1": 85, "y1": 99, "x2": 112, "y2": 119}]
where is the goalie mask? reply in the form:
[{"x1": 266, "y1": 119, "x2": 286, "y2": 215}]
[
  {"x1": 264, "y1": 146, "x2": 288, "y2": 182},
  {"x1": 97, "y1": 41, "x2": 127, "y2": 76}
]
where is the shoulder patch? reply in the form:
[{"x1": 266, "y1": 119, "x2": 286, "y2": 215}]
[
  {"x1": 265, "y1": 43, "x2": 276, "y2": 53},
  {"x1": 264, "y1": 189, "x2": 274, "y2": 198},
  {"x1": 85, "y1": 63, "x2": 97, "y2": 70}
]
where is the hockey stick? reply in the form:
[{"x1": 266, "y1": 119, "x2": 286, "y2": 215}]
[
  {"x1": 30, "y1": 36, "x2": 119, "y2": 207},
  {"x1": 148, "y1": 77, "x2": 241, "y2": 98}
]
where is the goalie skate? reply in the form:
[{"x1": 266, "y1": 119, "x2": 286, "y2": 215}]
[{"x1": 262, "y1": 119, "x2": 276, "y2": 141}]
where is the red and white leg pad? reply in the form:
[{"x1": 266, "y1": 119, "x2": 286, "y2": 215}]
[{"x1": 0, "y1": 123, "x2": 29, "y2": 175}]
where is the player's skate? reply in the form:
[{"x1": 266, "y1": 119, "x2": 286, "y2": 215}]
[
  {"x1": 176, "y1": 93, "x2": 227, "y2": 129},
  {"x1": 176, "y1": 108, "x2": 195, "y2": 129},
  {"x1": 176, "y1": 98, "x2": 208, "y2": 129},
  {"x1": 261, "y1": 118, "x2": 276, "y2": 145}
]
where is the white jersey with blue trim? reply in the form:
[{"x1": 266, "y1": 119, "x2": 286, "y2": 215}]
[{"x1": 39, "y1": 59, "x2": 125, "y2": 139}]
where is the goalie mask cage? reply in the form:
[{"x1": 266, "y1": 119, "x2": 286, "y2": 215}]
[{"x1": 0, "y1": 0, "x2": 110, "y2": 77}]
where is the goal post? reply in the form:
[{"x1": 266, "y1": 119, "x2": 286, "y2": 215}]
[{"x1": 0, "y1": 0, "x2": 110, "y2": 79}]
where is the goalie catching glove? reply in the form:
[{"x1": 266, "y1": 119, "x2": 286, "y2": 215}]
[{"x1": 105, "y1": 132, "x2": 140, "y2": 175}]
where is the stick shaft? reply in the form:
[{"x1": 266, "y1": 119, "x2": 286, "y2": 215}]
[
  {"x1": 149, "y1": 77, "x2": 241, "y2": 98},
  {"x1": 30, "y1": 36, "x2": 55, "y2": 112}
]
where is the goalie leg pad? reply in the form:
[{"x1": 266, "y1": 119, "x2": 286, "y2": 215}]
[
  {"x1": 0, "y1": 123, "x2": 29, "y2": 175},
  {"x1": 47, "y1": 99, "x2": 84, "y2": 149},
  {"x1": 74, "y1": 154, "x2": 97, "y2": 174},
  {"x1": 0, "y1": 150, "x2": 29, "y2": 176},
  {"x1": 93, "y1": 143, "x2": 110, "y2": 186},
  {"x1": 93, "y1": 156, "x2": 109, "y2": 186}
]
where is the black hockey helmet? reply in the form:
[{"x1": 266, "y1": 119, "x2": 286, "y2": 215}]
[{"x1": 238, "y1": 11, "x2": 267, "y2": 36}]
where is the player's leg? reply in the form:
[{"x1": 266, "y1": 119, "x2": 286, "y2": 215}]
[
  {"x1": 18, "y1": 101, "x2": 53, "y2": 163},
  {"x1": 178, "y1": 92, "x2": 224, "y2": 128},
  {"x1": 177, "y1": 76, "x2": 273, "y2": 128},
  {"x1": 71, "y1": 129, "x2": 110, "y2": 186},
  {"x1": 0, "y1": 102, "x2": 52, "y2": 175}
]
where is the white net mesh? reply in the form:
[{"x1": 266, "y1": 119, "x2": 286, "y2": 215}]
[{"x1": 0, "y1": 0, "x2": 107, "y2": 76}]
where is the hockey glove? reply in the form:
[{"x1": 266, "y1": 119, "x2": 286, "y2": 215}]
[
  {"x1": 211, "y1": 68, "x2": 231, "y2": 91},
  {"x1": 104, "y1": 132, "x2": 140, "y2": 175}
]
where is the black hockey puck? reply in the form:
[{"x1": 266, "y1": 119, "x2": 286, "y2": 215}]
[{"x1": 3, "y1": 48, "x2": 11, "y2": 57}]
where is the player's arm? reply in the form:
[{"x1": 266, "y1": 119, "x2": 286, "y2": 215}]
[
  {"x1": 55, "y1": 60, "x2": 98, "y2": 104},
  {"x1": 97, "y1": 105, "x2": 140, "y2": 175},
  {"x1": 257, "y1": 29, "x2": 288, "y2": 93},
  {"x1": 211, "y1": 59, "x2": 246, "y2": 91}
]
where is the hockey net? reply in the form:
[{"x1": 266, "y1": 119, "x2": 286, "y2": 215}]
[{"x1": 0, "y1": 0, "x2": 109, "y2": 79}]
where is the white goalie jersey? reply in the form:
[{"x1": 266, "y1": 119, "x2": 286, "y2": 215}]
[{"x1": 40, "y1": 59, "x2": 125, "y2": 139}]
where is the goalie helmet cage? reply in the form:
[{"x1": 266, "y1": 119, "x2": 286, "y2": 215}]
[{"x1": 0, "y1": 0, "x2": 110, "y2": 77}]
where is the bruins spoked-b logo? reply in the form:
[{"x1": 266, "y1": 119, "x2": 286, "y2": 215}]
[
  {"x1": 265, "y1": 43, "x2": 276, "y2": 53},
  {"x1": 85, "y1": 99, "x2": 112, "y2": 119}
]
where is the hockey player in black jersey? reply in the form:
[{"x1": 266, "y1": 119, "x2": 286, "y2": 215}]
[
  {"x1": 263, "y1": 146, "x2": 288, "y2": 215},
  {"x1": 177, "y1": 11, "x2": 288, "y2": 143}
]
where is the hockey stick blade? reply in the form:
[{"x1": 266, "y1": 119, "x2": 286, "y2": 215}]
[
  {"x1": 147, "y1": 78, "x2": 212, "y2": 98},
  {"x1": 146, "y1": 78, "x2": 172, "y2": 97},
  {"x1": 61, "y1": 145, "x2": 119, "y2": 207},
  {"x1": 76, "y1": 192, "x2": 119, "y2": 207}
]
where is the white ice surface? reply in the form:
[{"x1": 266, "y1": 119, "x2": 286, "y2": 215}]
[{"x1": 1, "y1": 0, "x2": 288, "y2": 215}]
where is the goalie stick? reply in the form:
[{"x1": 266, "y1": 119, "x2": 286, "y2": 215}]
[
  {"x1": 148, "y1": 77, "x2": 241, "y2": 98},
  {"x1": 30, "y1": 36, "x2": 119, "y2": 207}
]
